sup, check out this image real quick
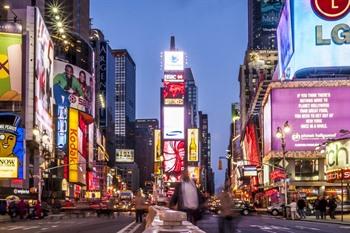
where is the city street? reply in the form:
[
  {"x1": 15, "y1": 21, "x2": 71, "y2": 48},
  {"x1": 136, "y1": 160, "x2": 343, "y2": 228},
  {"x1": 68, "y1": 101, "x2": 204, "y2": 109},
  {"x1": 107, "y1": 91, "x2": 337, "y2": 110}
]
[
  {"x1": 197, "y1": 214, "x2": 350, "y2": 233},
  {"x1": 0, "y1": 214, "x2": 134, "y2": 233}
]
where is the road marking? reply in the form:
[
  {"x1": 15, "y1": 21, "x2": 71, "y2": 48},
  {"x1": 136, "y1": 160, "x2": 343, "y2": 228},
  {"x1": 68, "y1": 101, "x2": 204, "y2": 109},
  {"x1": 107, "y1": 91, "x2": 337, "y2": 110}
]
[
  {"x1": 128, "y1": 223, "x2": 142, "y2": 233},
  {"x1": 116, "y1": 221, "x2": 136, "y2": 233},
  {"x1": 296, "y1": 226, "x2": 320, "y2": 231},
  {"x1": 339, "y1": 226, "x2": 350, "y2": 229},
  {"x1": 23, "y1": 226, "x2": 40, "y2": 230}
]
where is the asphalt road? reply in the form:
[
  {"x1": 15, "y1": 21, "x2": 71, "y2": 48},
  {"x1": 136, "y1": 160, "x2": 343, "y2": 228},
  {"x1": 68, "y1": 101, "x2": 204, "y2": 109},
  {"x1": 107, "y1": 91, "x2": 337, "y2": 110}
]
[
  {"x1": 0, "y1": 214, "x2": 134, "y2": 233},
  {"x1": 197, "y1": 214, "x2": 350, "y2": 233}
]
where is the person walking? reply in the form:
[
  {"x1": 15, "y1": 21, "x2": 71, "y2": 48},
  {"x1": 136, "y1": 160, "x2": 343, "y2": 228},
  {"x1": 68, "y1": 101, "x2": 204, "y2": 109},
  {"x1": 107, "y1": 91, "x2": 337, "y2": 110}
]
[
  {"x1": 217, "y1": 187, "x2": 236, "y2": 233},
  {"x1": 34, "y1": 200, "x2": 43, "y2": 219},
  {"x1": 319, "y1": 196, "x2": 327, "y2": 219},
  {"x1": 17, "y1": 199, "x2": 27, "y2": 220},
  {"x1": 328, "y1": 195, "x2": 337, "y2": 219},
  {"x1": 169, "y1": 170, "x2": 204, "y2": 224},
  {"x1": 297, "y1": 198, "x2": 306, "y2": 219},
  {"x1": 314, "y1": 196, "x2": 321, "y2": 219},
  {"x1": 135, "y1": 191, "x2": 146, "y2": 223},
  {"x1": 290, "y1": 199, "x2": 297, "y2": 220}
]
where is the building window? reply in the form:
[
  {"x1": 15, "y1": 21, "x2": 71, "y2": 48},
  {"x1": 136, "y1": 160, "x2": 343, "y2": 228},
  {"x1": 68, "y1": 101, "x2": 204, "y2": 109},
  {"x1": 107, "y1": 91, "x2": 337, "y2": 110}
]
[{"x1": 295, "y1": 159, "x2": 319, "y2": 178}]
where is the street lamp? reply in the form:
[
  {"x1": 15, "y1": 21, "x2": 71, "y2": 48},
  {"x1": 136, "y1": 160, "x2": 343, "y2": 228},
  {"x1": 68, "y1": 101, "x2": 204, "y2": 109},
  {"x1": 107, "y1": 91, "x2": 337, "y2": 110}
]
[
  {"x1": 275, "y1": 121, "x2": 291, "y2": 216},
  {"x1": 3, "y1": 4, "x2": 18, "y2": 22}
]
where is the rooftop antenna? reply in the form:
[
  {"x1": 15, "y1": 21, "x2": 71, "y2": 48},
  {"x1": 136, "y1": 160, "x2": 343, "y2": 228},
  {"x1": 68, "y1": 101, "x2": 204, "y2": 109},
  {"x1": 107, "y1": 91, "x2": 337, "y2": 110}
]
[{"x1": 170, "y1": 36, "x2": 175, "y2": 51}]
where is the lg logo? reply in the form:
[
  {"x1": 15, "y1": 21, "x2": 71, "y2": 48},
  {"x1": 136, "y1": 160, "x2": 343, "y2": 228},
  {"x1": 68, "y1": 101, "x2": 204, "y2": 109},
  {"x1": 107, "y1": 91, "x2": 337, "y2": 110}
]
[{"x1": 311, "y1": 0, "x2": 350, "y2": 20}]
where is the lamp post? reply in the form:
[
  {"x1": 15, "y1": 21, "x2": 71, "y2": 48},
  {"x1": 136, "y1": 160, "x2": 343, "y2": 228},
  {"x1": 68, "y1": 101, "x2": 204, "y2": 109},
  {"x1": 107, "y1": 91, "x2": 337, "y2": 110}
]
[
  {"x1": 3, "y1": 5, "x2": 18, "y2": 22},
  {"x1": 275, "y1": 121, "x2": 291, "y2": 215}
]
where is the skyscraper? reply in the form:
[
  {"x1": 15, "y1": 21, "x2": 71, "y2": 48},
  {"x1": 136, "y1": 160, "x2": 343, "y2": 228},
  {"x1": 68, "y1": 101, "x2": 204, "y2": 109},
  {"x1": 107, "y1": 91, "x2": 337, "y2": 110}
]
[{"x1": 185, "y1": 68, "x2": 198, "y2": 128}]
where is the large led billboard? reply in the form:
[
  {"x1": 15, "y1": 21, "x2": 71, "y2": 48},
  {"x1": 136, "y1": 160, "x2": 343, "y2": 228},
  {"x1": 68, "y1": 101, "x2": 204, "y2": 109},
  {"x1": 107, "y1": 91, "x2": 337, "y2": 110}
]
[
  {"x1": 188, "y1": 166, "x2": 200, "y2": 181},
  {"x1": 187, "y1": 128, "x2": 199, "y2": 162},
  {"x1": 163, "y1": 81, "x2": 184, "y2": 105},
  {"x1": 278, "y1": 0, "x2": 350, "y2": 79},
  {"x1": 35, "y1": 9, "x2": 54, "y2": 143},
  {"x1": 0, "y1": 22, "x2": 22, "y2": 101},
  {"x1": 116, "y1": 149, "x2": 134, "y2": 163},
  {"x1": 154, "y1": 129, "x2": 161, "y2": 162},
  {"x1": 163, "y1": 140, "x2": 185, "y2": 182},
  {"x1": 0, "y1": 113, "x2": 25, "y2": 179},
  {"x1": 69, "y1": 108, "x2": 79, "y2": 183},
  {"x1": 163, "y1": 107, "x2": 184, "y2": 139},
  {"x1": 264, "y1": 87, "x2": 350, "y2": 152},
  {"x1": 326, "y1": 138, "x2": 350, "y2": 171},
  {"x1": 164, "y1": 51, "x2": 184, "y2": 71}
]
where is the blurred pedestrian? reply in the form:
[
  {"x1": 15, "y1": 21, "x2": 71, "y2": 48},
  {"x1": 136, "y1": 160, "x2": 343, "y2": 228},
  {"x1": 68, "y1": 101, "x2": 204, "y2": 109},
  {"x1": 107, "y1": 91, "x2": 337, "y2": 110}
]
[
  {"x1": 328, "y1": 195, "x2": 337, "y2": 219},
  {"x1": 290, "y1": 199, "x2": 297, "y2": 220},
  {"x1": 217, "y1": 187, "x2": 235, "y2": 233},
  {"x1": 135, "y1": 191, "x2": 146, "y2": 223},
  {"x1": 17, "y1": 199, "x2": 27, "y2": 219},
  {"x1": 319, "y1": 196, "x2": 327, "y2": 219},
  {"x1": 34, "y1": 200, "x2": 42, "y2": 219},
  {"x1": 8, "y1": 200, "x2": 17, "y2": 220},
  {"x1": 169, "y1": 170, "x2": 204, "y2": 225},
  {"x1": 314, "y1": 196, "x2": 321, "y2": 219},
  {"x1": 297, "y1": 198, "x2": 306, "y2": 219}
]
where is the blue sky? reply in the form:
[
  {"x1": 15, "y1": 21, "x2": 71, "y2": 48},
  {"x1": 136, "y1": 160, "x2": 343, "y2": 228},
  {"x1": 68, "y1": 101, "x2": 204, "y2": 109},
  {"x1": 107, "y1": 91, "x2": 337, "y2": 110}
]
[{"x1": 90, "y1": 0, "x2": 248, "y2": 190}]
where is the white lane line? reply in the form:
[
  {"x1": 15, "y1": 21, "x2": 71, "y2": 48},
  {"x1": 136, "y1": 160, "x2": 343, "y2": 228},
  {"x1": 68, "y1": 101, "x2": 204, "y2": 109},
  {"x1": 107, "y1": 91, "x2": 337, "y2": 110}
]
[
  {"x1": 128, "y1": 223, "x2": 142, "y2": 233},
  {"x1": 339, "y1": 226, "x2": 350, "y2": 229},
  {"x1": 295, "y1": 226, "x2": 320, "y2": 231},
  {"x1": 116, "y1": 221, "x2": 136, "y2": 233},
  {"x1": 7, "y1": 226, "x2": 24, "y2": 231},
  {"x1": 23, "y1": 226, "x2": 40, "y2": 230}
]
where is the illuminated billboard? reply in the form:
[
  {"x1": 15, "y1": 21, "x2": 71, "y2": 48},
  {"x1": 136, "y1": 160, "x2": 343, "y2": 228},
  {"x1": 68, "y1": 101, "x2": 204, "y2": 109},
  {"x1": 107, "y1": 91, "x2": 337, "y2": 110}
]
[
  {"x1": 188, "y1": 166, "x2": 200, "y2": 181},
  {"x1": 35, "y1": 10, "x2": 54, "y2": 144},
  {"x1": 163, "y1": 140, "x2": 185, "y2": 182},
  {"x1": 164, "y1": 73, "x2": 184, "y2": 82},
  {"x1": 0, "y1": 22, "x2": 22, "y2": 101},
  {"x1": 116, "y1": 149, "x2": 134, "y2": 163},
  {"x1": 264, "y1": 87, "x2": 350, "y2": 152},
  {"x1": 278, "y1": 0, "x2": 350, "y2": 79},
  {"x1": 154, "y1": 129, "x2": 161, "y2": 162},
  {"x1": 164, "y1": 51, "x2": 184, "y2": 71},
  {"x1": 53, "y1": 60, "x2": 94, "y2": 115},
  {"x1": 0, "y1": 114, "x2": 25, "y2": 179},
  {"x1": 163, "y1": 82, "x2": 184, "y2": 105},
  {"x1": 326, "y1": 138, "x2": 350, "y2": 171},
  {"x1": 187, "y1": 128, "x2": 199, "y2": 162},
  {"x1": 69, "y1": 108, "x2": 79, "y2": 183},
  {"x1": 163, "y1": 107, "x2": 184, "y2": 140}
]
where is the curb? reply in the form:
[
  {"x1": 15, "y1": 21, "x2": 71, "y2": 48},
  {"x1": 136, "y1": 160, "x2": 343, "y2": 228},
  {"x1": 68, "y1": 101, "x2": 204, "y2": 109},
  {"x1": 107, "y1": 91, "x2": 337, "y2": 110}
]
[{"x1": 300, "y1": 218, "x2": 350, "y2": 226}]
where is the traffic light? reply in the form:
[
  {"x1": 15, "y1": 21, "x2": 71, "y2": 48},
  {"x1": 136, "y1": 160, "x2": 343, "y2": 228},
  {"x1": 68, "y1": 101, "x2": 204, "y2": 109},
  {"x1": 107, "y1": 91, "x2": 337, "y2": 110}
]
[{"x1": 218, "y1": 159, "x2": 223, "y2": 170}]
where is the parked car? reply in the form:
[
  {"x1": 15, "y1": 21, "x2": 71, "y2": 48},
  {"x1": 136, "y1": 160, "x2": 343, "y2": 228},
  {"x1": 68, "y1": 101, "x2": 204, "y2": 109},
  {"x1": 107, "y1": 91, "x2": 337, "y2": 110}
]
[
  {"x1": 336, "y1": 201, "x2": 350, "y2": 213},
  {"x1": 267, "y1": 203, "x2": 284, "y2": 216}
]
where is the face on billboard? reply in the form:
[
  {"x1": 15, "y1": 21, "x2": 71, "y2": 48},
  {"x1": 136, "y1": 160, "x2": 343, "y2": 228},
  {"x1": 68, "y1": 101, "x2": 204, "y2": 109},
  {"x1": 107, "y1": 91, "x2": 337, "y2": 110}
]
[
  {"x1": 53, "y1": 60, "x2": 94, "y2": 115},
  {"x1": 163, "y1": 140, "x2": 185, "y2": 182},
  {"x1": 188, "y1": 129, "x2": 199, "y2": 162},
  {"x1": 163, "y1": 107, "x2": 184, "y2": 139},
  {"x1": 0, "y1": 22, "x2": 22, "y2": 102},
  {"x1": 268, "y1": 87, "x2": 350, "y2": 151},
  {"x1": 164, "y1": 51, "x2": 184, "y2": 71},
  {"x1": 280, "y1": 0, "x2": 350, "y2": 79},
  {"x1": 0, "y1": 114, "x2": 25, "y2": 179}
]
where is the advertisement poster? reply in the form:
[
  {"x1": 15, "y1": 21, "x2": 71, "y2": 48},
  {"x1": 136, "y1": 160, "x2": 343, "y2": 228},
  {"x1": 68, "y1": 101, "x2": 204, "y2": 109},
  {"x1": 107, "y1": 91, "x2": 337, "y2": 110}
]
[
  {"x1": 0, "y1": 22, "x2": 22, "y2": 101},
  {"x1": 164, "y1": 51, "x2": 184, "y2": 71},
  {"x1": 163, "y1": 107, "x2": 184, "y2": 140},
  {"x1": 269, "y1": 87, "x2": 350, "y2": 151},
  {"x1": 163, "y1": 140, "x2": 185, "y2": 182},
  {"x1": 154, "y1": 129, "x2": 161, "y2": 162},
  {"x1": 53, "y1": 60, "x2": 94, "y2": 116},
  {"x1": 187, "y1": 128, "x2": 199, "y2": 162},
  {"x1": 163, "y1": 81, "x2": 184, "y2": 105},
  {"x1": 0, "y1": 113, "x2": 25, "y2": 179},
  {"x1": 115, "y1": 149, "x2": 134, "y2": 163},
  {"x1": 69, "y1": 108, "x2": 79, "y2": 183},
  {"x1": 35, "y1": 9, "x2": 54, "y2": 134}
]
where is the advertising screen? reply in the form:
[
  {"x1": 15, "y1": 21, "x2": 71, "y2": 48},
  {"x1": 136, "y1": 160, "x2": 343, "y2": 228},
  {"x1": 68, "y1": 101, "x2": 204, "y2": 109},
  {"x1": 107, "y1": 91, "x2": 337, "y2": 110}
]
[
  {"x1": 164, "y1": 51, "x2": 184, "y2": 71},
  {"x1": 69, "y1": 108, "x2": 79, "y2": 183},
  {"x1": 187, "y1": 128, "x2": 199, "y2": 162},
  {"x1": 326, "y1": 138, "x2": 350, "y2": 171},
  {"x1": 188, "y1": 166, "x2": 200, "y2": 180},
  {"x1": 116, "y1": 149, "x2": 134, "y2": 163},
  {"x1": 261, "y1": 0, "x2": 283, "y2": 29},
  {"x1": 164, "y1": 73, "x2": 184, "y2": 82},
  {"x1": 243, "y1": 166, "x2": 258, "y2": 177},
  {"x1": 0, "y1": 113, "x2": 25, "y2": 179},
  {"x1": 277, "y1": 0, "x2": 293, "y2": 76},
  {"x1": 163, "y1": 140, "x2": 185, "y2": 182},
  {"x1": 35, "y1": 10, "x2": 54, "y2": 141},
  {"x1": 243, "y1": 123, "x2": 260, "y2": 166},
  {"x1": 263, "y1": 94, "x2": 272, "y2": 155},
  {"x1": 280, "y1": 0, "x2": 350, "y2": 79},
  {"x1": 163, "y1": 81, "x2": 184, "y2": 105},
  {"x1": 53, "y1": 60, "x2": 94, "y2": 115},
  {"x1": 0, "y1": 22, "x2": 22, "y2": 101},
  {"x1": 163, "y1": 107, "x2": 184, "y2": 139},
  {"x1": 154, "y1": 129, "x2": 161, "y2": 162},
  {"x1": 267, "y1": 87, "x2": 350, "y2": 151}
]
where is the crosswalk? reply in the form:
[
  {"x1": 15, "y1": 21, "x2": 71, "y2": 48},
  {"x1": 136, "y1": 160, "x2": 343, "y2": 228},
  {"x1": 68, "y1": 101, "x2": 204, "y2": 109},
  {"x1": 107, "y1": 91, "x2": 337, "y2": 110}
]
[{"x1": 116, "y1": 221, "x2": 142, "y2": 233}]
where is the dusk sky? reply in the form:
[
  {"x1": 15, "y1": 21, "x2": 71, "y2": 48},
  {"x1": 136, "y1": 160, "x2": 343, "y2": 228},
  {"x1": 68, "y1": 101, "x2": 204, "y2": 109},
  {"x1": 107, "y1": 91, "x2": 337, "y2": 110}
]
[{"x1": 90, "y1": 0, "x2": 248, "y2": 189}]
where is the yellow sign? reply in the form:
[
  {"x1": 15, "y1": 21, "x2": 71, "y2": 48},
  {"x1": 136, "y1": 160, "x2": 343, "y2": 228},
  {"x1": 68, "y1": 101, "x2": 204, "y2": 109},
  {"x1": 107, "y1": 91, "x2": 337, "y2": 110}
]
[
  {"x1": 154, "y1": 129, "x2": 161, "y2": 162},
  {"x1": 164, "y1": 98, "x2": 184, "y2": 105},
  {"x1": 69, "y1": 108, "x2": 79, "y2": 183},
  {"x1": 188, "y1": 128, "x2": 199, "y2": 162},
  {"x1": 0, "y1": 157, "x2": 18, "y2": 178},
  {"x1": 188, "y1": 166, "x2": 200, "y2": 181}
]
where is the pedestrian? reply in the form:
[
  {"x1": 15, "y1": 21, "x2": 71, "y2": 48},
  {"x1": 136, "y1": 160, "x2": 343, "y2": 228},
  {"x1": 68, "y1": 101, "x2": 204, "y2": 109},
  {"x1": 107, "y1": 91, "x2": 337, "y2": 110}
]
[
  {"x1": 319, "y1": 196, "x2": 327, "y2": 219},
  {"x1": 290, "y1": 199, "x2": 297, "y2": 220},
  {"x1": 217, "y1": 187, "x2": 235, "y2": 232},
  {"x1": 34, "y1": 200, "x2": 43, "y2": 219},
  {"x1": 135, "y1": 191, "x2": 146, "y2": 223},
  {"x1": 8, "y1": 200, "x2": 17, "y2": 220},
  {"x1": 169, "y1": 170, "x2": 204, "y2": 225},
  {"x1": 17, "y1": 199, "x2": 27, "y2": 219},
  {"x1": 314, "y1": 196, "x2": 321, "y2": 219},
  {"x1": 297, "y1": 198, "x2": 306, "y2": 219},
  {"x1": 328, "y1": 195, "x2": 337, "y2": 219}
]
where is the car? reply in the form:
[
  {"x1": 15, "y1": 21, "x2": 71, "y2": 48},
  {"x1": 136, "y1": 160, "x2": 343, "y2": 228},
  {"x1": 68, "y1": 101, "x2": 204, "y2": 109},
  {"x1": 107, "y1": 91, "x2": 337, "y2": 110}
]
[
  {"x1": 216, "y1": 200, "x2": 255, "y2": 216},
  {"x1": 267, "y1": 203, "x2": 284, "y2": 216},
  {"x1": 336, "y1": 201, "x2": 350, "y2": 213}
]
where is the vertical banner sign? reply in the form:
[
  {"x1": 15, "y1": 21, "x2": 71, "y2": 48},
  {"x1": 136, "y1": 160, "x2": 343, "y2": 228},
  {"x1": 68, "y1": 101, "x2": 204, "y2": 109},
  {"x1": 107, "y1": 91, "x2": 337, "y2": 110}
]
[
  {"x1": 69, "y1": 108, "x2": 79, "y2": 183},
  {"x1": 154, "y1": 129, "x2": 161, "y2": 162},
  {"x1": 187, "y1": 128, "x2": 199, "y2": 162}
]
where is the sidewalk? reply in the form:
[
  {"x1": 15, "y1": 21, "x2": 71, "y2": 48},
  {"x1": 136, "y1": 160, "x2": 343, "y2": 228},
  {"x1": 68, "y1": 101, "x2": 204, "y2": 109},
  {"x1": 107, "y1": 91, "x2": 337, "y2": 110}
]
[{"x1": 301, "y1": 214, "x2": 350, "y2": 225}]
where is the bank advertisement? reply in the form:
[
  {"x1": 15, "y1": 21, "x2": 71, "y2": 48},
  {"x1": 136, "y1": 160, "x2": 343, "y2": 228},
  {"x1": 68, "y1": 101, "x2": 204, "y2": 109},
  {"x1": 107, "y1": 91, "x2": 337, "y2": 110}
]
[
  {"x1": 0, "y1": 113, "x2": 25, "y2": 179},
  {"x1": 163, "y1": 140, "x2": 185, "y2": 182},
  {"x1": 279, "y1": 0, "x2": 350, "y2": 79},
  {"x1": 0, "y1": 22, "x2": 22, "y2": 101},
  {"x1": 267, "y1": 87, "x2": 350, "y2": 152},
  {"x1": 35, "y1": 9, "x2": 54, "y2": 140}
]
